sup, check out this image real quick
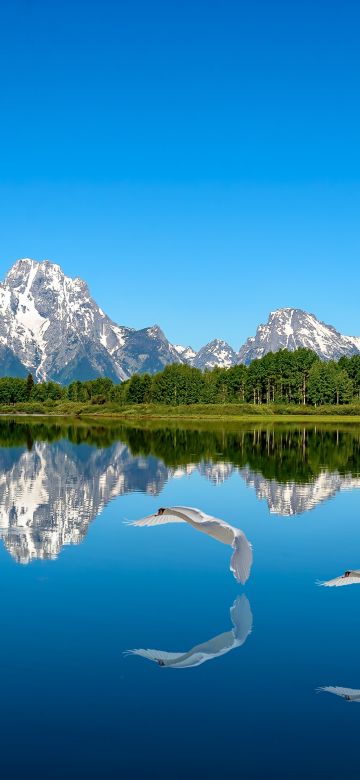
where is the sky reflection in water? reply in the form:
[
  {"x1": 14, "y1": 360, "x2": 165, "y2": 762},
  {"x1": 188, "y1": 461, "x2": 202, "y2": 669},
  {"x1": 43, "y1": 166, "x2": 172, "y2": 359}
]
[{"x1": 0, "y1": 420, "x2": 360, "y2": 778}]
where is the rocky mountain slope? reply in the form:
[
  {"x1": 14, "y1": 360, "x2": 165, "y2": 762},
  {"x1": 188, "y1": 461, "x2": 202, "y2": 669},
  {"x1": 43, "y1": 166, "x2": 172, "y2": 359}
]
[
  {"x1": 238, "y1": 308, "x2": 360, "y2": 364},
  {"x1": 0, "y1": 259, "x2": 184, "y2": 382},
  {"x1": 173, "y1": 344, "x2": 197, "y2": 362},
  {"x1": 0, "y1": 260, "x2": 359, "y2": 381},
  {"x1": 192, "y1": 339, "x2": 238, "y2": 370}
]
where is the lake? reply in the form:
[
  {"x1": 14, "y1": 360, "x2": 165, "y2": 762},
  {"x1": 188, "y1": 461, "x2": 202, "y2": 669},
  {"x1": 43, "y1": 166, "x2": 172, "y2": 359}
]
[{"x1": 0, "y1": 418, "x2": 360, "y2": 778}]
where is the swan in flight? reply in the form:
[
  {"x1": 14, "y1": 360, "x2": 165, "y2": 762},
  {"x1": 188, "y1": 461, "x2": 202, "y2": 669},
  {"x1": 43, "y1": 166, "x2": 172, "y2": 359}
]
[
  {"x1": 128, "y1": 506, "x2": 253, "y2": 584},
  {"x1": 317, "y1": 686, "x2": 360, "y2": 703},
  {"x1": 126, "y1": 595, "x2": 252, "y2": 669},
  {"x1": 318, "y1": 570, "x2": 360, "y2": 587}
]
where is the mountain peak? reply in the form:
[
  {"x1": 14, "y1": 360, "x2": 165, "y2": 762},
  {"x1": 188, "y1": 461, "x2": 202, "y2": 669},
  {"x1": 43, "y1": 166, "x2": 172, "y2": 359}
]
[
  {"x1": 7, "y1": 257, "x2": 59, "y2": 275},
  {"x1": 146, "y1": 324, "x2": 164, "y2": 338},
  {"x1": 1, "y1": 258, "x2": 359, "y2": 382},
  {"x1": 0, "y1": 258, "x2": 188, "y2": 383},
  {"x1": 192, "y1": 338, "x2": 238, "y2": 370},
  {"x1": 238, "y1": 308, "x2": 359, "y2": 364},
  {"x1": 269, "y1": 306, "x2": 294, "y2": 314}
]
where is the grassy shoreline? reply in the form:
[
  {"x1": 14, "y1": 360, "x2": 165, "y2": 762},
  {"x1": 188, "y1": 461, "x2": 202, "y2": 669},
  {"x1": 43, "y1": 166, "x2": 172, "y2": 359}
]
[{"x1": 1, "y1": 401, "x2": 360, "y2": 424}]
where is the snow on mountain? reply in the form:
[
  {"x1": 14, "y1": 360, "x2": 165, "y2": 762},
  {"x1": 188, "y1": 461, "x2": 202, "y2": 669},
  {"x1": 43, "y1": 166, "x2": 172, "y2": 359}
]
[
  {"x1": 173, "y1": 344, "x2": 197, "y2": 362},
  {"x1": 1, "y1": 261, "x2": 359, "y2": 383},
  {"x1": 238, "y1": 308, "x2": 360, "y2": 364},
  {"x1": 192, "y1": 339, "x2": 238, "y2": 370},
  {"x1": 0, "y1": 258, "x2": 130, "y2": 382},
  {"x1": 114, "y1": 325, "x2": 183, "y2": 376},
  {"x1": 0, "y1": 259, "x2": 183, "y2": 382}
]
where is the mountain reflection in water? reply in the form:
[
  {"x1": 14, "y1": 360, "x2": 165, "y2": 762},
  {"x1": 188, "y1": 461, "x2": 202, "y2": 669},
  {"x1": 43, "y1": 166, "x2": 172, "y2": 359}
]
[{"x1": 0, "y1": 419, "x2": 359, "y2": 563}]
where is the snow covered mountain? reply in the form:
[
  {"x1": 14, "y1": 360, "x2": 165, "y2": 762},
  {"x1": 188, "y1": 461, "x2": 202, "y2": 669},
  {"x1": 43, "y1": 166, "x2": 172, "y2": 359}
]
[
  {"x1": 1, "y1": 260, "x2": 359, "y2": 382},
  {"x1": 174, "y1": 340, "x2": 237, "y2": 370},
  {"x1": 114, "y1": 324, "x2": 183, "y2": 377},
  {"x1": 238, "y1": 308, "x2": 360, "y2": 364},
  {"x1": 173, "y1": 344, "x2": 197, "y2": 362},
  {"x1": 0, "y1": 258, "x2": 183, "y2": 382},
  {"x1": 192, "y1": 339, "x2": 238, "y2": 370}
]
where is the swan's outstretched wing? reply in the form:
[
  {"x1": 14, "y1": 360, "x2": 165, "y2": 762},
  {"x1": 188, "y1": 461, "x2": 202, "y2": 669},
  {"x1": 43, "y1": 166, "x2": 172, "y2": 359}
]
[
  {"x1": 171, "y1": 506, "x2": 210, "y2": 524},
  {"x1": 128, "y1": 511, "x2": 186, "y2": 527},
  {"x1": 128, "y1": 506, "x2": 253, "y2": 583},
  {"x1": 166, "y1": 653, "x2": 211, "y2": 669},
  {"x1": 318, "y1": 686, "x2": 360, "y2": 701},
  {"x1": 230, "y1": 595, "x2": 253, "y2": 644},
  {"x1": 174, "y1": 507, "x2": 253, "y2": 582},
  {"x1": 230, "y1": 532, "x2": 253, "y2": 584},
  {"x1": 126, "y1": 649, "x2": 185, "y2": 663},
  {"x1": 171, "y1": 507, "x2": 236, "y2": 543},
  {"x1": 319, "y1": 573, "x2": 360, "y2": 587},
  {"x1": 173, "y1": 506, "x2": 250, "y2": 548}
]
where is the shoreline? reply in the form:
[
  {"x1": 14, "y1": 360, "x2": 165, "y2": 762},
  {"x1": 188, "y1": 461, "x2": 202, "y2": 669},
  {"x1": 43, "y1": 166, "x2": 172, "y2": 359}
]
[{"x1": 1, "y1": 410, "x2": 360, "y2": 425}]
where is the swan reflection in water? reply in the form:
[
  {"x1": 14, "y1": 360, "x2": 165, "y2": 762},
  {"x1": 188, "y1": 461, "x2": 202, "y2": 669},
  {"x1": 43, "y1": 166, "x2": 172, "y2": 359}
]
[
  {"x1": 318, "y1": 686, "x2": 360, "y2": 703},
  {"x1": 127, "y1": 595, "x2": 252, "y2": 669},
  {"x1": 128, "y1": 506, "x2": 253, "y2": 584},
  {"x1": 318, "y1": 569, "x2": 360, "y2": 587}
]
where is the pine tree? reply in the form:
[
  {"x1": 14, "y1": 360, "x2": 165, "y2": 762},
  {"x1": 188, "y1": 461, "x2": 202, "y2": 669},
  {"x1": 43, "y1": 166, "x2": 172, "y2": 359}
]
[{"x1": 26, "y1": 373, "x2": 34, "y2": 399}]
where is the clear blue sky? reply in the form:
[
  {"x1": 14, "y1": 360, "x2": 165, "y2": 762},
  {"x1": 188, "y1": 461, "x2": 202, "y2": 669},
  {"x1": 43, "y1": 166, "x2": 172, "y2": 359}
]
[{"x1": 0, "y1": 0, "x2": 359, "y2": 349}]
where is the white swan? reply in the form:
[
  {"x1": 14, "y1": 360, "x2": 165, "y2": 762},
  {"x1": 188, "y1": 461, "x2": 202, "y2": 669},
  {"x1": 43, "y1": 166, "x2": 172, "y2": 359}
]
[
  {"x1": 318, "y1": 570, "x2": 360, "y2": 587},
  {"x1": 317, "y1": 686, "x2": 360, "y2": 702},
  {"x1": 126, "y1": 595, "x2": 252, "y2": 669},
  {"x1": 128, "y1": 505, "x2": 253, "y2": 584}
]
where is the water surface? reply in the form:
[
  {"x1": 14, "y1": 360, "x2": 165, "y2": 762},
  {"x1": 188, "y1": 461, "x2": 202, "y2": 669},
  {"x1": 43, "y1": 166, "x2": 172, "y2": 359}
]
[{"x1": 1, "y1": 419, "x2": 360, "y2": 778}]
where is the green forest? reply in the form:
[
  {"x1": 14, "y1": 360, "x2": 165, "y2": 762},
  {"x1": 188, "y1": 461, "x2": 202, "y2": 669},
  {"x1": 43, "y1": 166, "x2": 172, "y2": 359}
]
[{"x1": 0, "y1": 348, "x2": 360, "y2": 410}]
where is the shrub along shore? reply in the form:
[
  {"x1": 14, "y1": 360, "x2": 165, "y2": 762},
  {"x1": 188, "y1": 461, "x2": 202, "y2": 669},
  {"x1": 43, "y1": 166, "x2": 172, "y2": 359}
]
[
  {"x1": 0, "y1": 348, "x2": 360, "y2": 419},
  {"x1": 1, "y1": 404, "x2": 360, "y2": 423}
]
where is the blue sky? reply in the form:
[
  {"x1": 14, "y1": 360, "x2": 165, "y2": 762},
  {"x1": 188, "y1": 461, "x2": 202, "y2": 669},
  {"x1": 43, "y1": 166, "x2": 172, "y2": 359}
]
[{"x1": 0, "y1": 0, "x2": 359, "y2": 349}]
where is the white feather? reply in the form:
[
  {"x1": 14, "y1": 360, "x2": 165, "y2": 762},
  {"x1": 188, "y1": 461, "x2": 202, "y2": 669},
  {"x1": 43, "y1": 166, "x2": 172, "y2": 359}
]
[
  {"x1": 319, "y1": 570, "x2": 360, "y2": 587},
  {"x1": 128, "y1": 505, "x2": 253, "y2": 584},
  {"x1": 318, "y1": 686, "x2": 360, "y2": 702}
]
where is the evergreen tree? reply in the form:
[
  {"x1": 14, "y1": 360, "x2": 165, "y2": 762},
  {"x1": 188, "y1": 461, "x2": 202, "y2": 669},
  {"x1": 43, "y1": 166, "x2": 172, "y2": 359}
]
[{"x1": 26, "y1": 373, "x2": 34, "y2": 399}]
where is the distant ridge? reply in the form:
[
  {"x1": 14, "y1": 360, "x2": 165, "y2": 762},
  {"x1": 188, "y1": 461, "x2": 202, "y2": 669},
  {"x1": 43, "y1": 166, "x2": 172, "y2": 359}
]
[
  {"x1": 0, "y1": 259, "x2": 359, "y2": 382},
  {"x1": 238, "y1": 308, "x2": 360, "y2": 365}
]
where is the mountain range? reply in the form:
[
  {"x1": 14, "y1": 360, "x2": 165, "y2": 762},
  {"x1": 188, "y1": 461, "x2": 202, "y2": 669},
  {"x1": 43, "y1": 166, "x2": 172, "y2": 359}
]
[{"x1": 0, "y1": 258, "x2": 359, "y2": 382}]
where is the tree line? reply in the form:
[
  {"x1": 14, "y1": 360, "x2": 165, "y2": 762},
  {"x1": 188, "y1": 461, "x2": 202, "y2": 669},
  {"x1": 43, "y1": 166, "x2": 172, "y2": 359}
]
[{"x1": 0, "y1": 349, "x2": 360, "y2": 406}]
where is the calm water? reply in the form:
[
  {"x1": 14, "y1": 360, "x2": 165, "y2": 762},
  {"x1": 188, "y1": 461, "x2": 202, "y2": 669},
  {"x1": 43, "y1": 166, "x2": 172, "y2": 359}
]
[{"x1": 1, "y1": 419, "x2": 360, "y2": 778}]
